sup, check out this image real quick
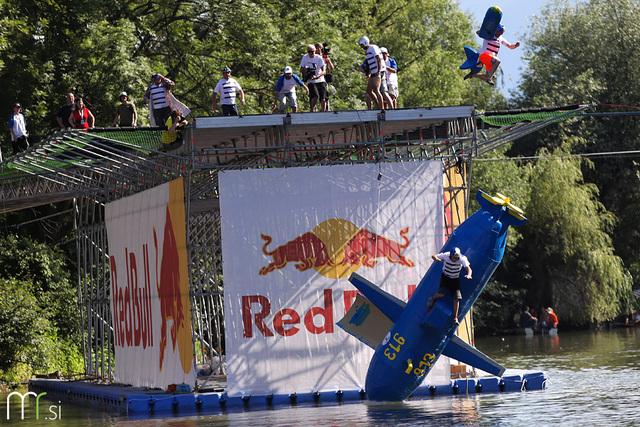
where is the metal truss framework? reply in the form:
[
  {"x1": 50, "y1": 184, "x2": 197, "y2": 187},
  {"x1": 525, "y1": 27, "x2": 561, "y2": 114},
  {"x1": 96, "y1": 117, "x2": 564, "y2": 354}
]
[{"x1": 0, "y1": 105, "x2": 592, "y2": 383}]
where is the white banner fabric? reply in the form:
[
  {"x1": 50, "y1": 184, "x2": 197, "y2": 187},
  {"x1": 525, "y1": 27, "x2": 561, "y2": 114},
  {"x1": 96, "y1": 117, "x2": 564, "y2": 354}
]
[
  {"x1": 105, "y1": 177, "x2": 194, "y2": 390},
  {"x1": 219, "y1": 162, "x2": 445, "y2": 397}
]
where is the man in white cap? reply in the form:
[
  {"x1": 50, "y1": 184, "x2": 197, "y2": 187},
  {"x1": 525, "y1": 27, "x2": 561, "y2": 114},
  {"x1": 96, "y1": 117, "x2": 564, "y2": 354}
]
[
  {"x1": 274, "y1": 66, "x2": 309, "y2": 113},
  {"x1": 358, "y1": 36, "x2": 386, "y2": 110},
  {"x1": 428, "y1": 247, "x2": 472, "y2": 325},
  {"x1": 112, "y1": 91, "x2": 138, "y2": 127}
]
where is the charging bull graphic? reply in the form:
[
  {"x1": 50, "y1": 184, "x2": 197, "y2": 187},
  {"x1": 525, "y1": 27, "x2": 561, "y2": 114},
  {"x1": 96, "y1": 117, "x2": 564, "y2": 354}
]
[
  {"x1": 259, "y1": 219, "x2": 415, "y2": 278},
  {"x1": 154, "y1": 180, "x2": 193, "y2": 375},
  {"x1": 341, "y1": 227, "x2": 414, "y2": 268}
]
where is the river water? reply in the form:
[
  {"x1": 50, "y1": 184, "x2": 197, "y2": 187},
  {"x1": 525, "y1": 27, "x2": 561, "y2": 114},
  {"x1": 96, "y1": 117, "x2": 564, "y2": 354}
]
[{"x1": 2, "y1": 328, "x2": 639, "y2": 426}]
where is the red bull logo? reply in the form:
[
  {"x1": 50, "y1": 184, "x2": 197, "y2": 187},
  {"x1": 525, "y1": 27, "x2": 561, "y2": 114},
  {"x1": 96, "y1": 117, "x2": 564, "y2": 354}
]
[
  {"x1": 154, "y1": 179, "x2": 192, "y2": 374},
  {"x1": 259, "y1": 219, "x2": 414, "y2": 279}
]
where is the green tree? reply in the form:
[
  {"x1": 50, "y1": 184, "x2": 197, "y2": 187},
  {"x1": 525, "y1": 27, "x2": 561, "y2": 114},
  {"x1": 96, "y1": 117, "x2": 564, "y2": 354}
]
[
  {"x1": 518, "y1": 0, "x2": 640, "y2": 291},
  {"x1": 0, "y1": 234, "x2": 79, "y2": 340},
  {"x1": 523, "y1": 144, "x2": 632, "y2": 324},
  {"x1": 0, "y1": 279, "x2": 48, "y2": 372},
  {"x1": 0, "y1": 0, "x2": 503, "y2": 140},
  {"x1": 0, "y1": 278, "x2": 83, "y2": 381}
]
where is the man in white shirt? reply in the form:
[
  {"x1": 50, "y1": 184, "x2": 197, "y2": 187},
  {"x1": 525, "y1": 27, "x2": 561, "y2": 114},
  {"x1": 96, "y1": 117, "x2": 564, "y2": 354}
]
[
  {"x1": 213, "y1": 67, "x2": 245, "y2": 116},
  {"x1": 381, "y1": 47, "x2": 398, "y2": 109},
  {"x1": 428, "y1": 247, "x2": 472, "y2": 325},
  {"x1": 300, "y1": 44, "x2": 327, "y2": 112}
]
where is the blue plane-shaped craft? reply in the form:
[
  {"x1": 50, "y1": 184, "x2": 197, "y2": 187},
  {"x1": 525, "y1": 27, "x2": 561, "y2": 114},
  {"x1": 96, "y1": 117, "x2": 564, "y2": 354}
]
[{"x1": 337, "y1": 190, "x2": 526, "y2": 401}]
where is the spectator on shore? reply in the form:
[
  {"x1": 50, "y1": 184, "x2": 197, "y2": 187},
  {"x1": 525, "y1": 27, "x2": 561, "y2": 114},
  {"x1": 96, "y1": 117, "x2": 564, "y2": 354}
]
[{"x1": 161, "y1": 109, "x2": 187, "y2": 151}]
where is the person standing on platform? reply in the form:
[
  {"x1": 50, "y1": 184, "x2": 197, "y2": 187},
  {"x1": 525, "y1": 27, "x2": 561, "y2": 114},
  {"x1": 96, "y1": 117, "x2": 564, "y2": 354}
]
[
  {"x1": 358, "y1": 36, "x2": 387, "y2": 110},
  {"x1": 381, "y1": 47, "x2": 398, "y2": 109},
  {"x1": 112, "y1": 92, "x2": 138, "y2": 127},
  {"x1": 428, "y1": 247, "x2": 472, "y2": 325},
  {"x1": 56, "y1": 93, "x2": 75, "y2": 129},
  {"x1": 145, "y1": 73, "x2": 175, "y2": 126},
  {"x1": 274, "y1": 66, "x2": 308, "y2": 113},
  {"x1": 315, "y1": 42, "x2": 334, "y2": 110},
  {"x1": 69, "y1": 97, "x2": 95, "y2": 130},
  {"x1": 9, "y1": 103, "x2": 29, "y2": 154},
  {"x1": 212, "y1": 67, "x2": 245, "y2": 116},
  {"x1": 300, "y1": 44, "x2": 327, "y2": 112}
]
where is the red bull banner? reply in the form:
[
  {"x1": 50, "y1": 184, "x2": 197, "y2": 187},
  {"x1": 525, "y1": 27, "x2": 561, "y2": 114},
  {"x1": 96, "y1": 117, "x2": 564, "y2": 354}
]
[
  {"x1": 219, "y1": 162, "x2": 445, "y2": 396},
  {"x1": 105, "y1": 177, "x2": 194, "y2": 390}
]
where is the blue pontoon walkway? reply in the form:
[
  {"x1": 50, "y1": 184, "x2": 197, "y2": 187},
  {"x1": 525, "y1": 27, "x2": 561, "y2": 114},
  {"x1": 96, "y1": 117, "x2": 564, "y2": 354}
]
[{"x1": 29, "y1": 370, "x2": 548, "y2": 415}]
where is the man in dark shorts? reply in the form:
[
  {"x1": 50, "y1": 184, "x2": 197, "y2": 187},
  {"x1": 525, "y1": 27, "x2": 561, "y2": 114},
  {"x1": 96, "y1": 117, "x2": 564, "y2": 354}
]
[
  {"x1": 427, "y1": 247, "x2": 472, "y2": 325},
  {"x1": 300, "y1": 44, "x2": 328, "y2": 111}
]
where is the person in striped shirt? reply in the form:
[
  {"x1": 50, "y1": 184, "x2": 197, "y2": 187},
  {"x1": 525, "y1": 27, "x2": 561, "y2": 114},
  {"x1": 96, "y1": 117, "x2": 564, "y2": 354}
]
[
  {"x1": 427, "y1": 247, "x2": 472, "y2": 325},
  {"x1": 212, "y1": 67, "x2": 245, "y2": 116},
  {"x1": 145, "y1": 73, "x2": 175, "y2": 126},
  {"x1": 464, "y1": 25, "x2": 520, "y2": 86}
]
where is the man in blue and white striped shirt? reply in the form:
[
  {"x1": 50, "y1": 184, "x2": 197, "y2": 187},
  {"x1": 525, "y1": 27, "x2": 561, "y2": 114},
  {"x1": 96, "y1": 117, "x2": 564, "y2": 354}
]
[
  {"x1": 212, "y1": 67, "x2": 245, "y2": 116},
  {"x1": 427, "y1": 247, "x2": 472, "y2": 325},
  {"x1": 145, "y1": 73, "x2": 175, "y2": 126}
]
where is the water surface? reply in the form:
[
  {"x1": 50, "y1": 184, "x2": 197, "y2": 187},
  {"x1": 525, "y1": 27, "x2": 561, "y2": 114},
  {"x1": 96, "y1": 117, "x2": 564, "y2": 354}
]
[{"x1": 2, "y1": 328, "x2": 639, "y2": 426}]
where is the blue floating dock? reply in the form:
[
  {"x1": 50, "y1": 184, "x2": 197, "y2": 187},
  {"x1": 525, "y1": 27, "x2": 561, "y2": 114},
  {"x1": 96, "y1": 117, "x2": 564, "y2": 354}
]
[{"x1": 29, "y1": 370, "x2": 548, "y2": 415}]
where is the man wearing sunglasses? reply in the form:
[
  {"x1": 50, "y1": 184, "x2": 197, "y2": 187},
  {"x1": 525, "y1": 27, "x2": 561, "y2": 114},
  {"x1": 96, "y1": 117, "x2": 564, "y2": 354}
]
[{"x1": 299, "y1": 44, "x2": 327, "y2": 112}]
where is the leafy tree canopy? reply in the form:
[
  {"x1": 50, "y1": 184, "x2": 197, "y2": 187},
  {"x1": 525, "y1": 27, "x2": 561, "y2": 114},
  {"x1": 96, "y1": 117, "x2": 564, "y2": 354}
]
[{"x1": 0, "y1": 0, "x2": 499, "y2": 142}]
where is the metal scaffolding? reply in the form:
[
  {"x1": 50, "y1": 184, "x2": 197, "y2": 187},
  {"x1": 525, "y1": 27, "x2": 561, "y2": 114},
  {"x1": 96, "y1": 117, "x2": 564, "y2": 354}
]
[{"x1": 0, "y1": 104, "x2": 592, "y2": 383}]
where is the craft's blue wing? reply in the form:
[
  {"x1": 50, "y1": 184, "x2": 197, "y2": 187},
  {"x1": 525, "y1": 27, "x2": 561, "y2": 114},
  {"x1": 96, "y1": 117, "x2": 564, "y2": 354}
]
[
  {"x1": 460, "y1": 46, "x2": 480, "y2": 70},
  {"x1": 460, "y1": 47, "x2": 483, "y2": 75}
]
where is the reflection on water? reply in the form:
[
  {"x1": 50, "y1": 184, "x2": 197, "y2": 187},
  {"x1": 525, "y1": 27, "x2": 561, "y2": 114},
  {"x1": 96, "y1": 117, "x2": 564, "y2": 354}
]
[{"x1": 2, "y1": 328, "x2": 639, "y2": 426}]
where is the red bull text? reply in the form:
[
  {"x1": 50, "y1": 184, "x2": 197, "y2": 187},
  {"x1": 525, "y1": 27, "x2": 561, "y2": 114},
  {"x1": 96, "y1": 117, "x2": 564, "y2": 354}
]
[
  {"x1": 110, "y1": 244, "x2": 154, "y2": 349},
  {"x1": 241, "y1": 287, "x2": 414, "y2": 338}
]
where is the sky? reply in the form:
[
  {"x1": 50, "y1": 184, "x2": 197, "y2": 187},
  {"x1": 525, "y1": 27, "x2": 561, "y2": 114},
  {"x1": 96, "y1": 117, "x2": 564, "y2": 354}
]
[{"x1": 456, "y1": 1, "x2": 548, "y2": 98}]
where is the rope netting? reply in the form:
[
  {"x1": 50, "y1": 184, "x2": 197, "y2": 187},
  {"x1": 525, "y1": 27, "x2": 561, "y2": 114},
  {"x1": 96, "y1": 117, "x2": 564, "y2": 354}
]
[{"x1": 479, "y1": 109, "x2": 581, "y2": 127}]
